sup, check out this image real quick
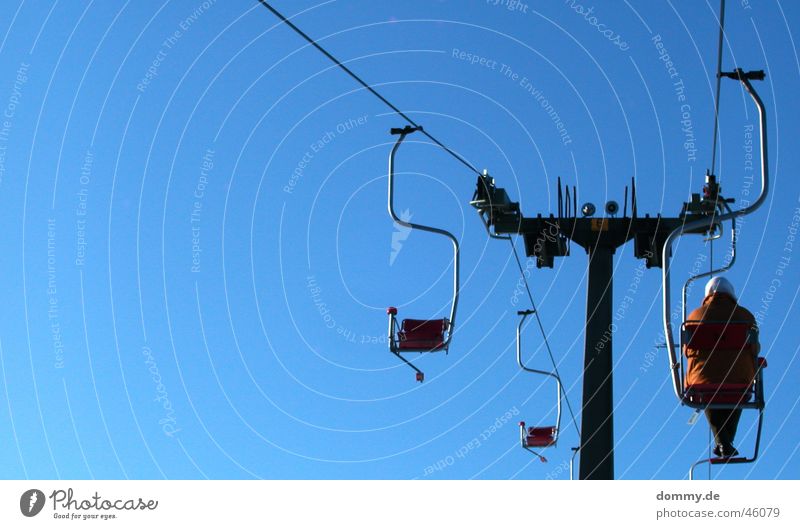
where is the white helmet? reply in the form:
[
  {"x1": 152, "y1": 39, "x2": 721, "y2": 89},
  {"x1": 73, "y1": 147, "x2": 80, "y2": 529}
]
[{"x1": 705, "y1": 276, "x2": 736, "y2": 300}]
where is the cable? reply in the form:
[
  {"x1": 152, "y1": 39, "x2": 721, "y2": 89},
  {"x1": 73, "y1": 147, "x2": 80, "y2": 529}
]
[
  {"x1": 256, "y1": 0, "x2": 482, "y2": 176},
  {"x1": 508, "y1": 237, "x2": 581, "y2": 438},
  {"x1": 263, "y1": 0, "x2": 581, "y2": 442},
  {"x1": 709, "y1": 0, "x2": 727, "y2": 177}
]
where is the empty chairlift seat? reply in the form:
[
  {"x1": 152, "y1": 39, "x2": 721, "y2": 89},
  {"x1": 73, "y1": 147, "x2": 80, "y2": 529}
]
[
  {"x1": 521, "y1": 423, "x2": 557, "y2": 448},
  {"x1": 397, "y1": 318, "x2": 449, "y2": 351}
]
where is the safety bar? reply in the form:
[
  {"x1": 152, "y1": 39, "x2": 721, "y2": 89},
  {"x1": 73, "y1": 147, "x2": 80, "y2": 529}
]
[
  {"x1": 662, "y1": 70, "x2": 769, "y2": 404},
  {"x1": 386, "y1": 307, "x2": 425, "y2": 382},
  {"x1": 517, "y1": 310, "x2": 563, "y2": 440},
  {"x1": 387, "y1": 126, "x2": 459, "y2": 351}
]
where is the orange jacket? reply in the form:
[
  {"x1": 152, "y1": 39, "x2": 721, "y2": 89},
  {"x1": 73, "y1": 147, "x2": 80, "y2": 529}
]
[{"x1": 684, "y1": 293, "x2": 759, "y2": 387}]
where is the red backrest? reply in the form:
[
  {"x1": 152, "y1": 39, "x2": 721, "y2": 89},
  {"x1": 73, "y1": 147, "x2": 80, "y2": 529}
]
[
  {"x1": 400, "y1": 319, "x2": 447, "y2": 340},
  {"x1": 397, "y1": 319, "x2": 448, "y2": 351},
  {"x1": 527, "y1": 426, "x2": 556, "y2": 437},
  {"x1": 684, "y1": 322, "x2": 754, "y2": 350}
]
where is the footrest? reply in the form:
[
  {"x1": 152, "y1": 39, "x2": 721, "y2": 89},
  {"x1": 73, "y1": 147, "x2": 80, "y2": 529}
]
[{"x1": 398, "y1": 318, "x2": 447, "y2": 351}]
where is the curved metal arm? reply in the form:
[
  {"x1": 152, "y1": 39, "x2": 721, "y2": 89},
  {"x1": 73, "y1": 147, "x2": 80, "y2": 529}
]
[
  {"x1": 388, "y1": 127, "x2": 459, "y2": 347},
  {"x1": 662, "y1": 73, "x2": 769, "y2": 402},
  {"x1": 517, "y1": 310, "x2": 562, "y2": 437}
]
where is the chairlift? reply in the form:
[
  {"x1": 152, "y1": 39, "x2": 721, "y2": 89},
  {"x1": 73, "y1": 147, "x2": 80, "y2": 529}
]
[
  {"x1": 386, "y1": 126, "x2": 459, "y2": 383},
  {"x1": 683, "y1": 320, "x2": 767, "y2": 479},
  {"x1": 659, "y1": 69, "x2": 770, "y2": 478},
  {"x1": 515, "y1": 310, "x2": 562, "y2": 461}
]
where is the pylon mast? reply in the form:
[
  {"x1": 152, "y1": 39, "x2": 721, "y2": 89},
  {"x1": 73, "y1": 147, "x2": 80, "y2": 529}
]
[{"x1": 473, "y1": 175, "x2": 716, "y2": 479}]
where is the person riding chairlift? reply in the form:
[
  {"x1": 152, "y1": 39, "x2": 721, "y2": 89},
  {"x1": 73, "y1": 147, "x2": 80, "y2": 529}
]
[{"x1": 684, "y1": 277, "x2": 760, "y2": 458}]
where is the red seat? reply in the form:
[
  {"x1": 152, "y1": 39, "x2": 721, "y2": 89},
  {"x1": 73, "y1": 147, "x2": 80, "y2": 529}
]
[
  {"x1": 398, "y1": 319, "x2": 447, "y2": 351},
  {"x1": 684, "y1": 383, "x2": 752, "y2": 405},
  {"x1": 684, "y1": 322, "x2": 754, "y2": 350},
  {"x1": 525, "y1": 426, "x2": 556, "y2": 448}
]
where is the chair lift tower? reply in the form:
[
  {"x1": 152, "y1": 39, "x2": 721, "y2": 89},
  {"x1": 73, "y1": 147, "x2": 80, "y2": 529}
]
[
  {"x1": 475, "y1": 174, "x2": 698, "y2": 479},
  {"x1": 472, "y1": 67, "x2": 767, "y2": 479},
  {"x1": 258, "y1": 0, "x2": 769, "y2": 482}
]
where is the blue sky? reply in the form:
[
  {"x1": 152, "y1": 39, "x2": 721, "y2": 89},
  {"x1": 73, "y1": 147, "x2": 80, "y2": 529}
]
[{"x1": 0, "y1": 0, "x2": 797, "y2": 479}]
